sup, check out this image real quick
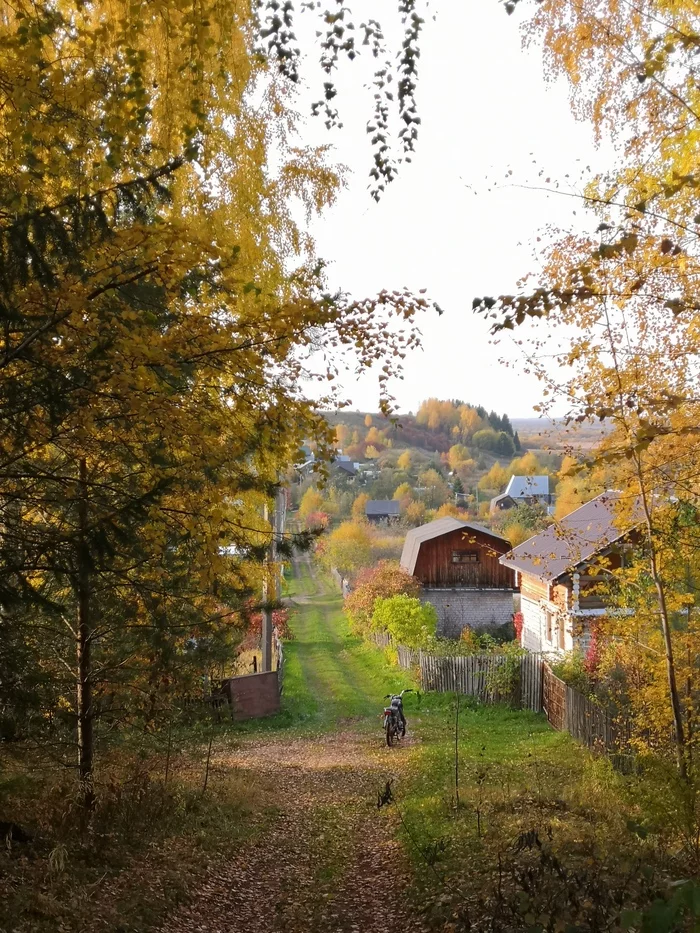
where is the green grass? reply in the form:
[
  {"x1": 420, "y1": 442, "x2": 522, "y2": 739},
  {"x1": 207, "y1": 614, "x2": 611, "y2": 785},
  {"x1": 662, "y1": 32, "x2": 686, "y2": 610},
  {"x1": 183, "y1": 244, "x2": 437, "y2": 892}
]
[
  {"x1": 248, "y1": 561, "x2": 415, "y2": 733},
  {"x1": 387, "y1": 693, "x2": 669, "y2": 929}
]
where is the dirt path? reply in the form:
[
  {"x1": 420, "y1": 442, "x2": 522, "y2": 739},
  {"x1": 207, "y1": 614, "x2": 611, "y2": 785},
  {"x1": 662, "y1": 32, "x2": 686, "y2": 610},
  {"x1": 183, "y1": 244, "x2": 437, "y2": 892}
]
[{"x1": 159, "y1": 563, "x2": 425, "y2": 933}]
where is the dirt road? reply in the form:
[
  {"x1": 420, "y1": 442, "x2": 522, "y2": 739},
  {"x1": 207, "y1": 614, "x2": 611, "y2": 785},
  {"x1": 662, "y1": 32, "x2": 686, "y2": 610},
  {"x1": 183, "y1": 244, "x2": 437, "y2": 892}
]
[{"x1": 160, "y1": 563, "x2": 425, "y2": 933}]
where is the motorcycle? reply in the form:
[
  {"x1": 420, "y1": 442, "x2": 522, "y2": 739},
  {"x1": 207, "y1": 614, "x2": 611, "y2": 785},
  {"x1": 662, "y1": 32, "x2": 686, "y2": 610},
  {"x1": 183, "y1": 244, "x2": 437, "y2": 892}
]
[{"x1": 382, "y1": 689, "x2": 412, "y2": 747}]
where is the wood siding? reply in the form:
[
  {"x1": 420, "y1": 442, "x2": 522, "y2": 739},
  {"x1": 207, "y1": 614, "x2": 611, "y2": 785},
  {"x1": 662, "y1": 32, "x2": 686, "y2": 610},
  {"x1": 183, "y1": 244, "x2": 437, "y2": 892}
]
[
  {"x1": 413, "y1": 527, "x2": 515, "y2": 589},
  {"x1": 520, "y1": 574, "x2": 551, "y2": 603}
]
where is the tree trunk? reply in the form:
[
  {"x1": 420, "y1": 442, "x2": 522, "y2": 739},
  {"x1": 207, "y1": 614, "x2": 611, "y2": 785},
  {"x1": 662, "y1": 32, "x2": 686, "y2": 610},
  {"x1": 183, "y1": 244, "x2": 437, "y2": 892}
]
[
  {"x1": 635, "y1": 459, "x2": 687, "y2": 779},
  {"x1": 76, "y1": 457, "x2": 95, "y2": 810}
]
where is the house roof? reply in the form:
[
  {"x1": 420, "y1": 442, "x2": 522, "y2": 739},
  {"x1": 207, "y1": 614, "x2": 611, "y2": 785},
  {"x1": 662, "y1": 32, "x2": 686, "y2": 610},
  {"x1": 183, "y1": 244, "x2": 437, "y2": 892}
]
[
  {"x1": 365, "y1": 499, "x2": 401, "y2": 517},
  {"x1": 499, "y1": 490, "x2": 640, "y2": 582},
  {"x1": 490, "y1": 493, "x2": 516, "y2": 510},
  {"x1": 335, "y1": 460, "x2": 357, "y2": 475},
  {"x1": 401, "y1": 518, "x2": 511, "y2": 575},
  {"x1": 505, "y1": 475, "x2": 550, "y2": 498}
]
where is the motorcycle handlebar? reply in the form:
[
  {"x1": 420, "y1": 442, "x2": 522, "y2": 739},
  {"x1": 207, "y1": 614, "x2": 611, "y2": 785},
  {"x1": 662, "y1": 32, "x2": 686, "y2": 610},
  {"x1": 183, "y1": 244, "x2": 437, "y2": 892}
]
[{"x1": 383, "y1": 689, "x2": 413, "y2": 699}]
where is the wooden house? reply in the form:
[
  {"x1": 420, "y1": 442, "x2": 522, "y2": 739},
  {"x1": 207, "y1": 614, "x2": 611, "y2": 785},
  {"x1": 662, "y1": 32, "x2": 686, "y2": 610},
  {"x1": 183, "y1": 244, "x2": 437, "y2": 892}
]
[
  {"x1": 400, "y1": 518, "x2": 517, "y2": 638},
  {"x1": 489, "y1": 492, "x2": 517, "y2": 514},
  {"x1": 366, "y1": 500, "x2": 400, "y2": 523},
  {"x1": 499, "y1": 491, "x2": 640, "y2": 654}
]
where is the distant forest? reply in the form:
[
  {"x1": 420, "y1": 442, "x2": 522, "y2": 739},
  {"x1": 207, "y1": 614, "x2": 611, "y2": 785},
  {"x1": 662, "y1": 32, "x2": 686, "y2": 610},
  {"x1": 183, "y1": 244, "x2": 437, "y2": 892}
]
[{"x1": 326, "y1": 398, "x2": 521, "y2": 460}]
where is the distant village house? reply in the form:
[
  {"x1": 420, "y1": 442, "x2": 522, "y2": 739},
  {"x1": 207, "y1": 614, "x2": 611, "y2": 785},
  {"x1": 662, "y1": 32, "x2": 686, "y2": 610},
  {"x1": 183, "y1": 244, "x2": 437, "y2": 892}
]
[
  {"x1": 365, "y1": 499, "x2": 401, "y2": 524},
  {"x1": 490, "y1": 475, "x2": 553, "y2": 515}
]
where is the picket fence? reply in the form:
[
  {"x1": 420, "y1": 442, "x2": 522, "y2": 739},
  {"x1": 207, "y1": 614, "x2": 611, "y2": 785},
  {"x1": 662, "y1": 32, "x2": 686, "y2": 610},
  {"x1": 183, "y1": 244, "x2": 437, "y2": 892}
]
[{"x1": 370, "y1": 631, "x2": 630, "y2": 762}]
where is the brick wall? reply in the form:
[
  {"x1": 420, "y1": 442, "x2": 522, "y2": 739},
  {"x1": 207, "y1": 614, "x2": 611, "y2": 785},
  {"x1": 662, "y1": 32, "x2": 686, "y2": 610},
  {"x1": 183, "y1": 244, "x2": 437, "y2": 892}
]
[
  {"x1": 422, "y1": 589, "x2": 516, "y2": 639},
  {"x1": 222, "y1": 670, "x2": 280, "y2": 721}
]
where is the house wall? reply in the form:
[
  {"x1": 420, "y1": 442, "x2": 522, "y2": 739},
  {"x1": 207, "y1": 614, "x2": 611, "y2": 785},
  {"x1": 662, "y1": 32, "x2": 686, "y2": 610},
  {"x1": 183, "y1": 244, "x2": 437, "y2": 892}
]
[
  {"x1": 520, "y1": 573, "x2": 578, "y2": 655},
  {"x1": 413, "y1": 527, "x2": 515, "y2": 589},
  {"x1": 422, "y1": 588, "x2": 516, "y2": 639}
]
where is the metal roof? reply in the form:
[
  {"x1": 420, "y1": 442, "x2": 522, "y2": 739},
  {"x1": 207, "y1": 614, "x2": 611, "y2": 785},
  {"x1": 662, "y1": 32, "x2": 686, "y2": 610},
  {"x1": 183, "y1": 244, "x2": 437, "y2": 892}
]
[
  {"x1": 335, "y1": 460, "x2": 357, "y2": 475},
  {"x1": 499, "y1": 490, "x2": 640, "y2": 582},
  {"x1": 365, "y1": 499, "x2": 401, "y2": 516},
  {"x1": 505, "y1": 475, "x2": 550, "y2": 499},
  {"x1": 401, "y1": 517, "x2": 511, "y2": 575}
]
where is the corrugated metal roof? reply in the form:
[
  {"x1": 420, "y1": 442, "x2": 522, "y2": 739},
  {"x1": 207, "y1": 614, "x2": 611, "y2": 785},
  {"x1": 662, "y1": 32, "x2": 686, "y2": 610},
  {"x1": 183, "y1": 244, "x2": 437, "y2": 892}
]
[
  {"x1": 366, "y1": 499, "x2": 401, "y2": 516},
  {"x1": 505, "y1": 475, "x2": 550, "y2": 498},
  {"x1": 400, "y1": 518, "x2": 511, "y2": 575},
  {"x1": 499, "y1": 490, "x2": 640, "y2": 582}
]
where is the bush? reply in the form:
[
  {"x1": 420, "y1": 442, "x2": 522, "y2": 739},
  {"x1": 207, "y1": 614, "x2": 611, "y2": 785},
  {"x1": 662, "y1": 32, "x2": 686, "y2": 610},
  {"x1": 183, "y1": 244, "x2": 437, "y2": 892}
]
[
  {"x1": 344, "y1": 560, "x2": 421, "y2": 634},
  {"x1": 551, "y1": 651, "x2": 593, "y2": 694},
  {"x1": 372, "y1": 595, "x2": 437, "y2": 649}
]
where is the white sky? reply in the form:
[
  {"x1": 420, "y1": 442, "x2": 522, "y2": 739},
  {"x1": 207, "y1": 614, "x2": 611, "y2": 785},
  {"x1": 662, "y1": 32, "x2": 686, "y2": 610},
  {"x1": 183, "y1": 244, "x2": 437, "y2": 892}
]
[{"x1": 291, "y1": 0, "x2": 611, "y2": 417}]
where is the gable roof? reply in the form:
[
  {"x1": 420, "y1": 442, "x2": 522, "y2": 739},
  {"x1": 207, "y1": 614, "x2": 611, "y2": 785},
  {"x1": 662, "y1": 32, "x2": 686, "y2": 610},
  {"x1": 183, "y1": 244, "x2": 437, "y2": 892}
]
[
  {"x1": 335, "y1": 460, "x2": 357, "y2": 475},
  {"x1": 490, "y1": 493, "x2": 516, "y2": 511},
  {"x1": 505, "y1": 475, "x2": 550, "y2": 498},
  {"x1": 401, "y1": 518, "x2": 511, "y2": 575},
  {"x1": 499, "y1": 491, "x2": 640, "y2": 582},
  {"x1": 366, "y1": 499, "x2": 401, "y2": 517}
]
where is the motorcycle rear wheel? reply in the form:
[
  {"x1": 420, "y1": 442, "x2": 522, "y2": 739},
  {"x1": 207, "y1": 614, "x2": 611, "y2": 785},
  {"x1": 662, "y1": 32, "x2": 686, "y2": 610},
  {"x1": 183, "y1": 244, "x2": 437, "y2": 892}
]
[{"x1": 385, "y1": 719, "x2": 395, "y2": 747}]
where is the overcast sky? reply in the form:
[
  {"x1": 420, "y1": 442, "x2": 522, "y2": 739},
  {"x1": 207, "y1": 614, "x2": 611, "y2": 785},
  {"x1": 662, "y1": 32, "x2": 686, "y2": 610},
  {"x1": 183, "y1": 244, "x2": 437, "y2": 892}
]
[{"x1": 291, "y1": 0, "x2": 611, "y2": 417}]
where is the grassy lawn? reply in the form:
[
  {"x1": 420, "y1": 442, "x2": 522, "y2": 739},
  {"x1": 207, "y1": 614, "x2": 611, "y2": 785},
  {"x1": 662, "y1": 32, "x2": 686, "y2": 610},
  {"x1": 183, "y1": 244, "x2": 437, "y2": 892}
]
[
  {"x1": 385, "y1": 692, "x2": 683, "y2": 929},
  {"x1": 265, "y1": 561, "x2": 415, "y2": 730}
]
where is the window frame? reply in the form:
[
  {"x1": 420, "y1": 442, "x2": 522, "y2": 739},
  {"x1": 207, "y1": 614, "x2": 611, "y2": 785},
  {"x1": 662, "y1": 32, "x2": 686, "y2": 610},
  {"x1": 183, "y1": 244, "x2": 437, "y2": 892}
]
[{"x1": 451, "y1": 550, "x2": 480, "y2": 565}]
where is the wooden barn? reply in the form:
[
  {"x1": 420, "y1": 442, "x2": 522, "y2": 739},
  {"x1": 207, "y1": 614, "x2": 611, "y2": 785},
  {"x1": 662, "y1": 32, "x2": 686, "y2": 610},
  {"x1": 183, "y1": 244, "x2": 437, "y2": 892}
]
[
  {"x1": 499, "y1": 491, "x2": 641, "y2": 654},
  {"x1": 400, "y1": 518, "x2": 517, "y2": 638}
]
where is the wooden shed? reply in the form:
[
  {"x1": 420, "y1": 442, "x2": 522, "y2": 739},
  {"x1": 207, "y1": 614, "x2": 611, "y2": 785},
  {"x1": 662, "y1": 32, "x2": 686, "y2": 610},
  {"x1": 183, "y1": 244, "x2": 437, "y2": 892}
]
[{"x1": 400, "y1": 518, "x2": 516, "y2": 638}]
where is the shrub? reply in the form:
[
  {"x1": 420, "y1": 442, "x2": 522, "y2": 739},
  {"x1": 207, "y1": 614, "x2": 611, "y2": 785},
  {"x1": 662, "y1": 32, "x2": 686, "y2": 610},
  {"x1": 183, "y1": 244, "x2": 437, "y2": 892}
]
[
  {"x1": 513, "y1": 611, "x2": 524, "y2": 644},
  {"x1": 372, "y1": 595, "x2": 437, "y2": 649},
  {"x1": 344, "y1": 560, "x2": 421, "y2": 634},
  {"x1": 551, "y1": 651, "x2": 593, "y2": 694}
]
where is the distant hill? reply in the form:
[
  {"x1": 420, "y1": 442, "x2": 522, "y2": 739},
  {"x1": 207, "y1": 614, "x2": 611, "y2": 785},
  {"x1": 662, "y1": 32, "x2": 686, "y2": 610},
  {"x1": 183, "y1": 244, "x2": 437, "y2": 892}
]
[{"x1": 324, "y1": 399, "x2": 522, "y2": 459}]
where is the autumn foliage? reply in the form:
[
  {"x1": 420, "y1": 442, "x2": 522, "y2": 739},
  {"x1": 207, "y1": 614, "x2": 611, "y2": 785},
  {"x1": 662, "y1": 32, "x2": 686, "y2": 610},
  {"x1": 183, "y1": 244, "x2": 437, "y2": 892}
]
[{"x1": 344, "y1": 561, "x2": 421, "y2": 634}]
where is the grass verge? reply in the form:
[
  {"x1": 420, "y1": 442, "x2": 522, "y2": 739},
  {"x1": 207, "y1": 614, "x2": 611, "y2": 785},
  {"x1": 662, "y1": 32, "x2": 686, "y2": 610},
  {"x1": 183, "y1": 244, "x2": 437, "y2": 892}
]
[{"x1": 388, "y1": 692, "x2": 694, "y2": 930}]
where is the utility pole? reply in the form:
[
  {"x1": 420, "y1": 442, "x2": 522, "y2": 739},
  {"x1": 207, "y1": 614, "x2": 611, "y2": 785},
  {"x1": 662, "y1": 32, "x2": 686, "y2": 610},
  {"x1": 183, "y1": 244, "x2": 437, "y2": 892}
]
[
  {"x1": 262, "y1": 486, "x2": 287, "y2": 673},
  {"x1": 261, "y1": 500, "x2": 273, "y2": 673}
]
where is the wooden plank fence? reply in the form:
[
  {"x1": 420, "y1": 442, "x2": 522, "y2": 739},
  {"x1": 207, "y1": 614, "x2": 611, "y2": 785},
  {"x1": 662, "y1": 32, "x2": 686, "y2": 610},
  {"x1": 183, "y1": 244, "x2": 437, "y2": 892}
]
[
  {"x1": 520, "y1": 652, "x2": 543, "y2": 713},
  {"x1": 542, "y1": 662, "x2": 566, "y2": 730},
  {"x1": 417, "y1": 652, "x2": 544, "y2": 711},
  {"x1": 274, "y1": 633, "x2": 285, "y2": 695},
  {"x1": 542, "y1": 663, "x2": 632, "y2": 766},
  {"x1": 397, "y1": 644, "x2": 418, "y2": 670},
  {"x1": 419, "y1": 653, "x2": 510, "y2": 703},
  {"x1": 371, "y1": 632, "x2": 417, "y2": 670},
  {"x1": 369, "y1": 631, "x2": 631, "y2": 765}
]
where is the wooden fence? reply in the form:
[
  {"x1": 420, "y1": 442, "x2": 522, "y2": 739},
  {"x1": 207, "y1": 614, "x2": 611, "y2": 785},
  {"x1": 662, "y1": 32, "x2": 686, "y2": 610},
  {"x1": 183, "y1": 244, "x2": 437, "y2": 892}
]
[
  {"x1": 274, "y1": 631, "x2": 285, "y2": 696},
  {"x1": 370, "y1": 631, "x2": 631, "y2": 763},
  {"x1": 420, "y1": 653, "x2": 513, "y2": 703},
  {"x1": 520, "y1": 652, "x2": 544, "y2": 713},
  {"x1": 542, "y1": 663, "x2": 632, "y2": 763},
  {"x1": 397, "y1": 644, "x2": 418, "y2": 670}
]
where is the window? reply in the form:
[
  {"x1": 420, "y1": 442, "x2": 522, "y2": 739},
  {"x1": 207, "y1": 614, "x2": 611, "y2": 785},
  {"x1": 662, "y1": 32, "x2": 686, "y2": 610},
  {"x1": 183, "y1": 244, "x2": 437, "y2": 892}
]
[
  {"x1": 452, "y1": 550, "x2": 479, "y2": 564},
  {"x1": 545, "y1": 610, "x2": 553, "y2": 643},
  {"x1": 558, "y1": 617, "x2": 566, "y2": 650}
]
